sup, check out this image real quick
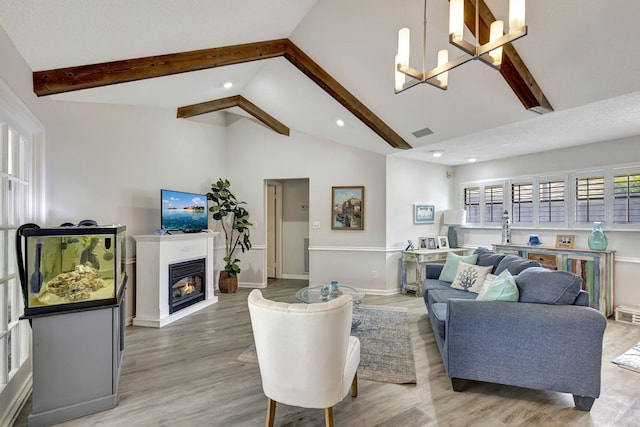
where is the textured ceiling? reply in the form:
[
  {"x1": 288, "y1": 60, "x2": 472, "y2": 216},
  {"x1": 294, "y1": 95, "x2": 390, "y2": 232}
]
[{"x1": 1, "y1": 0, "x2": 639, "y2": 165}]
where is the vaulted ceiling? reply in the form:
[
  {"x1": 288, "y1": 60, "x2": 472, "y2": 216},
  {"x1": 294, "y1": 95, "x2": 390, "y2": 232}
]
[{"x1": 1, "y1": 0, "x2": 639, "y2": 165}]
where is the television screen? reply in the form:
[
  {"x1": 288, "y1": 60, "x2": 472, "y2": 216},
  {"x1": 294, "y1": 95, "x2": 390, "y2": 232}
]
[{"x1": 161, "y1": 189, "x2": 208, "y2": 232}]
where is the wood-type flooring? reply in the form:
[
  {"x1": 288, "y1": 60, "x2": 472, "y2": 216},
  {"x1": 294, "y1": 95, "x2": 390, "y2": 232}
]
[{"x1": 13, "y1": 279, "x2": 640, "y2": 426}]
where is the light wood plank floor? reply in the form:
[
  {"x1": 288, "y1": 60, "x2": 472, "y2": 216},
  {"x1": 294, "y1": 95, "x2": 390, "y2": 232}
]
[{"x1": 14, "y1": 279, "x2": 640, "y2": 426}]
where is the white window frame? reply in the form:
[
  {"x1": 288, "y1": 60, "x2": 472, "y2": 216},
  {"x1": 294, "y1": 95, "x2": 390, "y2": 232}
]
[{"x1": 0, "y1": 77, "x2": 45, "y2": 424}]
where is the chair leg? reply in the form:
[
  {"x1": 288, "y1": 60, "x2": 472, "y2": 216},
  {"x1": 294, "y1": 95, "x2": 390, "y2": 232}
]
[
  {"x1": 351, "y1": 372, "x2": 358, "y2": 397},
  {"x1": 265, "y1": 398, "x2": 276, "y2": 427},
  {"x1": 324, "y1": 407, "x2": 334, "y2": 427}
]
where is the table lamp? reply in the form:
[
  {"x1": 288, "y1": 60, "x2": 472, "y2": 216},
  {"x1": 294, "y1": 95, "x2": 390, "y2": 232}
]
[{"x1": 443, "y1": 210, "x2": 466, "y2": 249}]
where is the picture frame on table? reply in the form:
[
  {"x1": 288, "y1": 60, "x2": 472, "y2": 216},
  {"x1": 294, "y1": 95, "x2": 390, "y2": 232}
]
[
  {"x1": 331, "y1": 186, "x2": 364, "y2": 230},
  {"x1": 427, "y1": 237, "x2": 437, "y2": 250},
  {"x1": 418, "y1": 237, "x2": 428, "y2": 249},
  {"x1": 438, "y1": 236, "x2": 450, "y2": 249},
  {"x1": 414, "y1": 204, "x2": 435, "y2": 224},
  {"x1": 555, "y1": 234, "x2": 575, "y2": 249}
]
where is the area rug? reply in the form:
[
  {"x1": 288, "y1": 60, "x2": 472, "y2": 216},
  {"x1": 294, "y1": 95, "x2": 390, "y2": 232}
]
[
  {"x1": 238, "y1": 305, "x2": 416, "y2": 384},
  {"x1": 613, "y1": 342, "x2": 640, "y2": 373}
]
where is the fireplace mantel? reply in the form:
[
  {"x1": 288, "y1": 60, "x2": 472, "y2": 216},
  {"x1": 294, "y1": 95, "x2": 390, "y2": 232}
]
[{"x1": 133, "y1": 232, "x2": 219, "y2": 327}]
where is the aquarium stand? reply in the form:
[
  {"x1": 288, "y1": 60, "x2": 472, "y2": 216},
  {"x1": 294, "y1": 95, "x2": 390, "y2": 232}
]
[{"x1": 27, "y1": 284, "x2": 126, "y2": 427}]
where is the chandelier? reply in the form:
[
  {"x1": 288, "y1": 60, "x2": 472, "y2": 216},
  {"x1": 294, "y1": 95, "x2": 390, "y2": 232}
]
[{"x1": 395, "y1": 0, "x2": 527, "y2": 93}]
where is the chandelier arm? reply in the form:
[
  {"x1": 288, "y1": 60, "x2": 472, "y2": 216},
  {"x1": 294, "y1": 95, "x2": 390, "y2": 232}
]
[
  {"x1": 423, "y1": 54, "x2": 473, "y2": 82},
  {"x1": 476, "y1": 26, "x2": 527, "y2": 57},
  {"x1": 397, "y1": 63, "x2": 424, "y2": 81},
  {"x1": 394, "y1": 78, "x2": 423, "y2": 94}
]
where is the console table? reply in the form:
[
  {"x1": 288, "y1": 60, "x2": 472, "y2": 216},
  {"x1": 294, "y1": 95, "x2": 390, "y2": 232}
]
[
  {"x1": 493, "y1": 244, "x2": 615, "y2": 317},
  {"x1": 401, "y1": 248, "x2": 467, "y2": 297}
]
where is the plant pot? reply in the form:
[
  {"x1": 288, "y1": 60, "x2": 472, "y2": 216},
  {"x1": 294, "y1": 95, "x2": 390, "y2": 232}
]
[{"x1": 219, "y1": 271, "x2": 238, "y2": 293}]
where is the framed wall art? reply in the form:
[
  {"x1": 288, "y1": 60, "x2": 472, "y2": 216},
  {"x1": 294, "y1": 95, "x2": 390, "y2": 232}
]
[
  {"x1": 438, "y1": 236, "x2": 450, "y2": 249},
  {"x1": 414, "y1": 204, "x2": 435, "y2": 224},
  {"x1": 331, "y1": 186, "x2": 364, "y2": 230}
]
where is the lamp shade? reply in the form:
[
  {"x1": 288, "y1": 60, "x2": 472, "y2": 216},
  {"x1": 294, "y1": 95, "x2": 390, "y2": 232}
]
[{"x1": 443, "y1": 209, "x2": 466, "y2": 225}]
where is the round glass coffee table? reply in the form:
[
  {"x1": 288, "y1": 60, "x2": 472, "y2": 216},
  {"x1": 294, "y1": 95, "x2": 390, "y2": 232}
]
[{"x1": 295, "y1": 284, "x2": 365, "y2": 327}]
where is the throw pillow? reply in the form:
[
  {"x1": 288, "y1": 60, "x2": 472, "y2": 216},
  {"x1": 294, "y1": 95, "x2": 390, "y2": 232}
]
[
  {"x1": 438, "y1": 252, "x2": 479, "y2": 283},
  {"x1": 494, "y1": 254, "x2": 541, "y2": 275},
  {"x1": 516, "y1": 267, "x2": 582, "y2": 305},
  {"x1": 450, "y1": 261, "x2": 492, "y2": 293},
  {"x1": 473, "y1": 247, "x2": 506, "y2": 274},
  {"x1": 478, "y1": 270, "x2": 519, "y2": 302},
  {"x1": 476, "y1": 273, "x2": 497, "y2": 299}
]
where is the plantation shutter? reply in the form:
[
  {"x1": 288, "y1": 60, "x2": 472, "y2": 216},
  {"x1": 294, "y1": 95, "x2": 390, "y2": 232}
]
[
  {"x1": 511, "y1": 183, "x2": 533, "y2": 224},
  {"x1": 464, "y1": 186, "x2": 480, "y2": 223},
  {"x1": 575, "y1": 176, "x2": 605, "y2": 223},
  {"x1": 539, "y1": 180, "x2": 566, "y2": 224},
  {"x1": 614, "y1": 173, "x2": 640, "y2": 224},
  {"x1": 484, "y1": 185, "x2": 503, "y2": 224}
]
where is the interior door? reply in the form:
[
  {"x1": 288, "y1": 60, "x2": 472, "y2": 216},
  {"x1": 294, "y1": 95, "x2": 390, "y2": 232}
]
[{"x1": 267, "y1": 184, "x2": 277, "y2": 278}]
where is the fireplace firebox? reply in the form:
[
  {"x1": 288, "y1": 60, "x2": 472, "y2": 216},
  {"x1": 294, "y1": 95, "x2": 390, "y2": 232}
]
[{"x1": 169, "y1": 258, "x2": 206, "y2": 314}]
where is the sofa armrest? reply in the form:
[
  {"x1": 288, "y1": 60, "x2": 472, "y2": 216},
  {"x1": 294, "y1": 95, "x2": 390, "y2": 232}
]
[
  {"x1": 445, "y1": 299, "x2": 606, "y2": 398},
  {"x1": 425, "y1": 263, "x2": 444, "y2": 279}
]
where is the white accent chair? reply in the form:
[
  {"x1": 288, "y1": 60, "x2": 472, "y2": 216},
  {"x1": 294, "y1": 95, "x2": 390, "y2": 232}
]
[{"x1": 247, "y1": 289, "x2": 360, "y2": 427}]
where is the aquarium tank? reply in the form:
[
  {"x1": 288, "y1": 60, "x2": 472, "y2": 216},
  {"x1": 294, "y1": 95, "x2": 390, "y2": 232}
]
[{"x1": 19, "y1": 224, "x2": 127, "y2": 317}]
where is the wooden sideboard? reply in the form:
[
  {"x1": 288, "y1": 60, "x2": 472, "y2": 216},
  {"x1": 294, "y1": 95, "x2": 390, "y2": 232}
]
[
  {"x1": 401, "y1": 248, "x2": 467, "y2": 297},
  {"x1": 492, "y1": 244, "x2": 615, "y2": 317}
]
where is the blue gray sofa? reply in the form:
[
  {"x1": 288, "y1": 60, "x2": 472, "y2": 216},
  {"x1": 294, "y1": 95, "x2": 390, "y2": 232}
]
[{"x1": 422, "y1": 247, "x2": 607, "y2": 411}]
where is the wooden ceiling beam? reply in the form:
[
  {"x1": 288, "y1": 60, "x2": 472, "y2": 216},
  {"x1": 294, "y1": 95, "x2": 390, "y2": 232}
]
[
  {"x1": 32, "y1": 39, "x2": 411, "y2": 149},
  {"x1": 177, "y1": 95, "x2": 290, "y2": 136},
  {"x1": 33, "y1": 39, "x2": 290, "y2": 97},
  {"x1": 463, "y1": 0, "x2": 553, "y2": 113},
  {"x1": 285, "y1": 41, "x2": 411, "y2": 149}
]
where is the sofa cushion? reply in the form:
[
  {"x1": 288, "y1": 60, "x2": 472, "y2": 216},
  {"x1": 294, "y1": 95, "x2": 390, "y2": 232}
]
[
  {"x1": 477, "y1": 270, "x2": 519, "y2": 302},
  {"x1": 451, "y1": 262, "x2": 493, "y2": 293},
  {"x1": 428, "y1": 288, "x2": 477, "y2": 304},
  {"x1": 494, "y1": 254, "x2": 540, "y2": 276},
  {"x1": 515, "y1": 267, "x2": 583, "y2": 305},
  {"x1": 476, "y1": 273, "x2": 496, "y2": 299},
  {"x1": 473, "y1": 247, "x2": 506, "y2": 274},
  {"x1": 438, "y1": 252, "x2": 479, "y2": 283}
]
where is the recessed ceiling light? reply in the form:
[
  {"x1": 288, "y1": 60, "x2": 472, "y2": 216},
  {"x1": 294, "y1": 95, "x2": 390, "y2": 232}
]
[
  {"x1": 223, "y1": 81, "x2": 233, "y2": 89},
  {"x1": 336, "y1": 119, "x2": 345, "y2": 127},
  {"x1": 467, "y1": 157, "x2": 477, "y2": 163},
  {"x1": 431, "y1": 150, "x2": 444, "y2": 158}
]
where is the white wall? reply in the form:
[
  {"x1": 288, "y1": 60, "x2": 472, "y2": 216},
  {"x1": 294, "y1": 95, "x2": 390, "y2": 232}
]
[
  {"x1": 226, "y1": 118, "x2": 390, "y2": 291},
  {"x1": 453, "y1": 137, "x2": 640, "y2": 307}
]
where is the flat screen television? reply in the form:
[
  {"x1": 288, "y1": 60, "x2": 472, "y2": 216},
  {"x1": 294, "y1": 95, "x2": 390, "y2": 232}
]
[{"x1": 160, "y1": 189, "x2": 208, "y2": 233}]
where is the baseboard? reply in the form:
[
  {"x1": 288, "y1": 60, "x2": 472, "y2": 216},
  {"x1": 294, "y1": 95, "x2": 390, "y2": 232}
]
[
  {"x1": 281, "y1": 274, "x2": 309, "y2": 280},
  {"x1": 238, "y1": 282, "x2": 267, "y2": 289}
]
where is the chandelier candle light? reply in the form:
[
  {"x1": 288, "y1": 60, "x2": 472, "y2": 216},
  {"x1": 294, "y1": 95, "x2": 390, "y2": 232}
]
[{"x1": 395, "y1": 0, "x2": 527, "y2": 93}]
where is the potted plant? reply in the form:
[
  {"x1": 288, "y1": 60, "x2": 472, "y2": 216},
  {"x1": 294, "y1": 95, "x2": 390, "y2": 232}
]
[{"x1": 207, "y1": 178, "x2": 252, "y2": 293}]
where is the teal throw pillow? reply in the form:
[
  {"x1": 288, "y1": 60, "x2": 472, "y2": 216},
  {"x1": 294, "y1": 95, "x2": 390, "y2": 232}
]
[
  {"x1": 438, "y1": 252, "x2": 478, "y2": 283},
  {"x1": 478, "y1": 270, "x2": 519, "y2": 302}
]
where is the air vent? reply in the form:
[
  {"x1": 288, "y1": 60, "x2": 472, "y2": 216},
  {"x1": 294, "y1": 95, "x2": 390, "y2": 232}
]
[{"x1": 412, "y1": 127, "x2": 433, "y2": 138}]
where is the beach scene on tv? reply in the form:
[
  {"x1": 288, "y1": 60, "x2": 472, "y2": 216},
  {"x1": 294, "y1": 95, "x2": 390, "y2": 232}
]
[{"x1": 161, "y1": 190, "x2": 208, "y2": 231}]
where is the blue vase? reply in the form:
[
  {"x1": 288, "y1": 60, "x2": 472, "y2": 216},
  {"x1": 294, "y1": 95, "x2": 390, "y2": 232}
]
[{"x1": 588, "y1": 222, "x2": 608, "y2": 251}]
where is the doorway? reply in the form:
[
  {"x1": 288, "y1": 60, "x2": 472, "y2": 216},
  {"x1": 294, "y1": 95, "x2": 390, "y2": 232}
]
[{"x1": 265, "y1": 179, "x2": 309, "y2": 281}]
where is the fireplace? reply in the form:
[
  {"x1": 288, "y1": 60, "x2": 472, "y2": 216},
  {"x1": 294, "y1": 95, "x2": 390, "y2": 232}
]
[{"x1": 169, "y1": 258, "x2": 206, "y2": 314}]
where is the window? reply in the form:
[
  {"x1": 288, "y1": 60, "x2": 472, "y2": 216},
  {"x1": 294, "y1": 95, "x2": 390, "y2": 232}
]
[
  {"x1": 614, "y1": 173, "x2": 640, "y2": 224},
  {"x1": 484, "y1": 184, "x2": 503, "y2": 223},
  {"x1": 511, "y1": 183, "x2": 533, "y2": 224},
  {"x1": 464, "y1": 186, "x2": 480, "y2": 223},
  {"x1": 0, "y1": 79, "x2": 43, "y2": 413},
  {"x1": 539, "y1": 180, "x2": 566, "y2": 224},
  {"x1": 575, "y1": 176, "x2": 605, "y2": 223}
]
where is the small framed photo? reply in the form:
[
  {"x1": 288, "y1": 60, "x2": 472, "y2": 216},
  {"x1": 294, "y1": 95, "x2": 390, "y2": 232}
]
[
  {"x1": 556, "y1": 234, "x2": 575, "y2": 249},
  {"x1": 414, "y1": 204, "x2": 435, "y2": 224},
  {"x1": 438, "y1": 236, "x2": 450, "y2": 249},
  {"x1": 418, "y1": 237, "x2": 428, "y2": 249},
  {"x1": 427, "y1": 237, "x2": 437, "y2": 250}
]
